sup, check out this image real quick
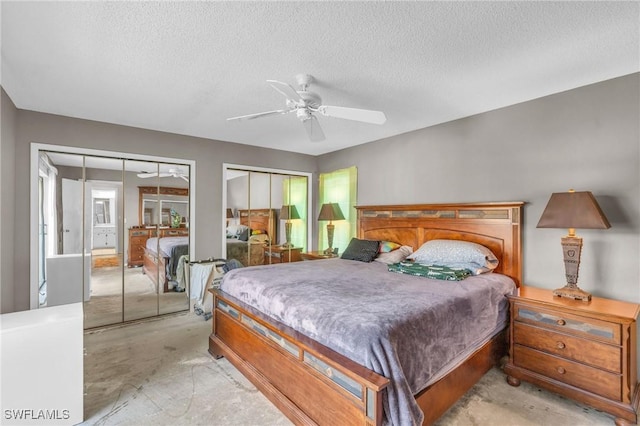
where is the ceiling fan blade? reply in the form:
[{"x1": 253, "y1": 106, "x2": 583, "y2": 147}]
[
  {"x1": 267, "y1": 80, "x2": 303, "y2": 103},
  {"x1": 137, "y1": 172, "x2": 158, "y2": 178},
  {"x1": 227, "y1": 109, "x2": 292, "y2": 121},
  {"x1": 179, "y1": 175, "x2": 189, "y2": 182},
  {"x1": 302, "y1": 115, "x2": 325, "y2": 142},
  {"x1": 317, "y1": 105, "x2": 387, "y2": 125}
]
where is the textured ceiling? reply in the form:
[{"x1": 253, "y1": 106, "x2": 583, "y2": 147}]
[{"x1": 2, "y1": 2, "x2": 638, "y2": 155}]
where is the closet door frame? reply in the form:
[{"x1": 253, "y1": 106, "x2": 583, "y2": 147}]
[
  {"x1": 29, "y1": 143, "x2": 196, "y2": 309},
  {"x1": 222, "y1": 163, "x2": 313, "y2": 258}
]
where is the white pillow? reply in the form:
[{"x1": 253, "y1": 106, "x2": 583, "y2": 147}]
[
  {"x1": 408, "y1": 239, "x2": 498, "y2": 270},
  {"x1": 226, "y1": 224, "x2": 239, "y2": 236},
  {"x1": 375, "y1": 245, "x2": 414, "y2": 265}
]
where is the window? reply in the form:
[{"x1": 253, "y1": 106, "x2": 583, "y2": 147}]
[{"x1": 318, "y1": 166, "x2": 357, "y2": 254}]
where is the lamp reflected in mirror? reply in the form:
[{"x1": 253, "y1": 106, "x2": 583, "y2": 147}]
[{"x1": 280, "y1": 205, "x2": 300, "y2": 248}]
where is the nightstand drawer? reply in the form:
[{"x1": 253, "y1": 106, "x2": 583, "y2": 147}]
[
  {"x1": 514, "y1": 304, "x2": 620, "y2": 345},
  {"x1": 513, "y1": 345, "x2": 621, "y2": 401},
  {"x1": 513, "y1": 322, "x2": 621, "y2": 373},
  {"x1": 131, "y1": 236, "x2": 147, "y2": 246}
]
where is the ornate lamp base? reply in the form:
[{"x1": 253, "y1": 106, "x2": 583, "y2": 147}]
[
  {"x1": 553, "y1": 284, "x2": 591, "y2": 301},
  {"x1": 323, "y1": 247, "x2": 336, "y2": 256},
  {"x1": 324, "y1": 222, "x2": 336, "y2": 256},
  {"x1": 282, "y1": 221, "x2": 294, "y2": 248},
  {"x1": 553, "y1": 235, "x2": 591, "y2": 301}
]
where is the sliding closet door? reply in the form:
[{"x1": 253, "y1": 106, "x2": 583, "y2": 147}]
[
  {"x1": 82, "y1": 157, "x2": 125, "y2": 328},
  {"x1": 158, "y1": 162, "x2": 190, "y2": 315},
  {"x1": 282, "y1": 175, "x2": 309, "y2": 251},
  {"x1": 34, "y1": 146, "x2": 194, "y2": 328},
  {"x1": 225, "y1": 166, "x2": 311, "y2": 261},
  {"x1": 226, "y1": 170, "x2": 248, "y2": 266},
  {"x1": 123, "y1": 160, "x2": 159, "y2": 322},
  {"x1": 38, "y1": 152, "x2": 93, "y2": 311}
]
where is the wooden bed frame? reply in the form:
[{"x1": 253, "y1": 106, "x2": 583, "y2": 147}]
[
  {"x1": 226, "y1": 208, "x2": 277, "y2": 266},
  {"x1": 237, "y1": 208, "x2": 277, "y2": 240},
  {"x1": 209, "y1": 202, "x2": 523, "y2": 425},
  {"x1": 143, "y1": 248, "x2": 170, "y2": 292},
  {"x1": 142, "y1": 228, "x2": 189, "y2": 293}
]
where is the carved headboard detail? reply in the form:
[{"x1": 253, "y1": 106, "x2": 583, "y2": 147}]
[
  {"x1": 238, "y1": 209, "x2": 277, "y2": 243},
  {"x1": 356, "y1": 202, "x2": 524, "y2": 286}
]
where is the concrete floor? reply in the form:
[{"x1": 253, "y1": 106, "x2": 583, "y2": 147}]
[{"x1": 82, "y1": 313, "x2": 617, "y2": 426}]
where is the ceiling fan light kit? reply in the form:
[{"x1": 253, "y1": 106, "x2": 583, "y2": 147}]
[
  {"x1": 227, "y1": 74, "x2": 387, "y2": 142},
  {"x1": 137, "y1": 167, "x2": 189, "y2": 182}
]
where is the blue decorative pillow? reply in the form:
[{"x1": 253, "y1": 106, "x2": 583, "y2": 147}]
[
  {"x1": 408, "y1": 239, "x2": 498, "y2": 271},
  {"x1": 341, "y1": 238, "x2": 381, "y2": 262},
  {"x1": 379, "y1": 241, "x2": 401, "y2": 253}
]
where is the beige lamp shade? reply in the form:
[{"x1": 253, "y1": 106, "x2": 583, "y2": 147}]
[
  {"x1": 318, "y1": 203, "x2": 345, "y2": 256},
  {"x1": 280, "y1": 205, "x2": 301, "y2": 220},
  {"x1": 537, "y1": 191, "x2": 610, "y2": 231},
  {"x1": 317, "y1": 203, "x2": 345, "y2": 222}
]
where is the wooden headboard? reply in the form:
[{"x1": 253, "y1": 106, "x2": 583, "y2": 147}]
[
  {"x1": 356, "y1": 202, "x2": 524, "y2": 286},
  {"x1": 238, "y1": 209, "x2": 277, "y2": 242}
]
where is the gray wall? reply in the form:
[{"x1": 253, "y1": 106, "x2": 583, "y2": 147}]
[
  {"x1": 5, "y1": 106, "x2": 316, "y2": 313},
  {"x1": 2, "y1": 73, "x2": 638, "y2": 312},
  {"x1": 318, "y1": 73, "x2": 640, "y2": 303},
  {"x1": 1, "y1": 89, "x2": 17, "y2": 312}
]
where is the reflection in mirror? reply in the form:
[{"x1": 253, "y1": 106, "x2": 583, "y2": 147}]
[
  {"x1": 225, "y1": 168, "x2": 309, "y2": 267},
  {"x1": 124, "y1": 160, "x2": 160, "y2": 322},
  {"x1": 83, "y1": 156, "x2": 124, "y2": 328},
  {"x1": 35, "y1": 147, "x2": 193, "y2": 328},
  {"x1": 37, "y1": 151, "x2": 90, "y2": 309},
  {"x1": 157, "y1": 163, "x2": 190, "y2": 315}
]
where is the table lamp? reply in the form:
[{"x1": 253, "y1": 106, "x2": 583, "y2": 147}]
[
  {"x1": 318, "y1": 203, "x2": 345, "y2": 256},
  {"x1": 226, "y1": 208, "x2": 233, "y2": 220},
  {"x1": 280, "y1": 205, "x2": 300, "y2": 248},
  {"x1": 537, "y1": 189, "x2": 611, "y2": 301}
]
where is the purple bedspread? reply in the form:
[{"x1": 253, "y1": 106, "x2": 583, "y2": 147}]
[{"x1": 220, "y1": 258, "x2": 516, "y2": 425}]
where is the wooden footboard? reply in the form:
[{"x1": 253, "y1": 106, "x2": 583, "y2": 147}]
[
  {"x1": 209, "y1": 288, "x2": 507, "y2": 426},
  {"x1": 209, "y1": 290, "x2": 389, "y2": 426},
  {"x1": 142, "y1": 249, "x2": 169, "y2": 292}
]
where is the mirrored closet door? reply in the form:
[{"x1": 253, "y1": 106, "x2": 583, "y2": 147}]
[
  {"x1": 225, "y1": 166, "x2": 311, "y2": 267},
  {"x1": 35, "y1": 148, "x2": 192, "y2": 329}
]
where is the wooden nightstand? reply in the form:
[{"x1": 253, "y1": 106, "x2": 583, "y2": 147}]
[
  {"x1": 504, "y1": 286, "x2": 640, "y2": 425},
  {"x1": 300, "y1": 251, "x2": 338, "y2": 261},
  {"x1": 263, "y1": 246, "x2": 302, "y2": 264}
]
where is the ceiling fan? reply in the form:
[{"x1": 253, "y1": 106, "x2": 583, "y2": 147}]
[
  {"x1": 227, "y1": 74, "x2": 387, "y2": 142},
  {"x1": 137, "y1": 167, "x2": 189, "y2": 182}
]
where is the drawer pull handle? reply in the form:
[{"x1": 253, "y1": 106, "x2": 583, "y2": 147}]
[
  {"x1": 556, "y1": 341, "x2": 566, "y2": 349},
  {"x1": 556, "y1": 319, "x2": 566, "y2": 326},
  {"x1": 556, "y1": 367, "x2": 566, "y2": 374}
]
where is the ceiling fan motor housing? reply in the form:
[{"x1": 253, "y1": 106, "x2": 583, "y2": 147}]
[
  {"x1": 296, "y1": 108, "x2": 312, "y2": 121},
  {"x1": 297, "y1": 91, "x2": 322, "y2": 109}
]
